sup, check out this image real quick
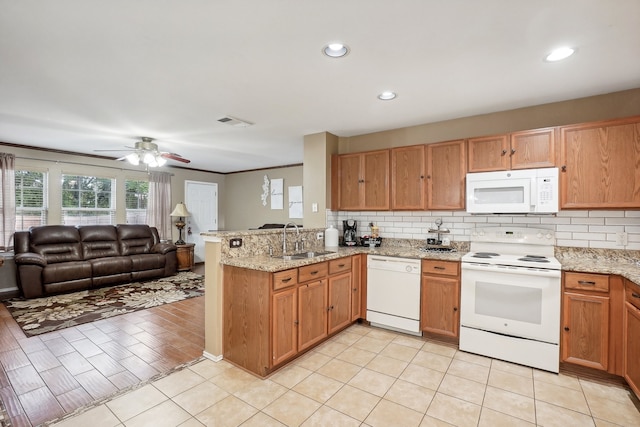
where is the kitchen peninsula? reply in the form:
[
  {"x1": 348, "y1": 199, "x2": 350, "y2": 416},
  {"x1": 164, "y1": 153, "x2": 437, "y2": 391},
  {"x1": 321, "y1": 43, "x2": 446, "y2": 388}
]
[{"x1": 202, "y1": 227, "x2": 640, "y2": 400}]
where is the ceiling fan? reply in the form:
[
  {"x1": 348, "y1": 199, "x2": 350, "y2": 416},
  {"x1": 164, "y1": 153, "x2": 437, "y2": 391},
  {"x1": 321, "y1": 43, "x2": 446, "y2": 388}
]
[{"x1": 95, "y1": 137, "x2": 191, "y2": 167}]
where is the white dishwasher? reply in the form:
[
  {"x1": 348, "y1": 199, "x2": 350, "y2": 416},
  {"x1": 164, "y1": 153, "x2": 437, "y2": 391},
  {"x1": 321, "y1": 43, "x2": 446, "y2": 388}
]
[{"x1": 367, "y1": 255, "x2": 421, "y2": 336}]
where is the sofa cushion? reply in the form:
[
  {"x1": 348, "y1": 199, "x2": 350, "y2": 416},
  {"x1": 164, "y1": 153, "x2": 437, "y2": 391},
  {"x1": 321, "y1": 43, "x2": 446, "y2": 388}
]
[
  {"x1": 117, "y1": 224, "x2": 154, "y2": 255},
  {"x1": 43, "y1": 261, "x2": 92, "y2": 284},
  {"x1": 29, "y1": 226, "x2": 82, "y2": 264},
  {"x1": 80, "y1": 225, "x2": 120, "y2": 259},
  {"x1": 130, "y1": 253, "x2": 165, "y2": 271},
  {"x1": 90, "y1": 256, "x2": 132, "y2": 277}
]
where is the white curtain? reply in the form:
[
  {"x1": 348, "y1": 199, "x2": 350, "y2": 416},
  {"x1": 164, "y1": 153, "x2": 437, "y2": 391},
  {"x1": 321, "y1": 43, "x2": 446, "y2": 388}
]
[
  {"x1": 146, "y1": 171, "x2": 172, "y2": 241},
  {"x1": 0, "y1": 153, "x2": 16, "y2": 251}
]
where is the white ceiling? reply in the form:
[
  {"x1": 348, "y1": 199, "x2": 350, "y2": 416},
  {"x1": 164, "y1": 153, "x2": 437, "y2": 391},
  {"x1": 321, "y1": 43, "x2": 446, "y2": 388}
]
[{"x1": 1, "y1": 0, "x2": 639, "y2": 173}]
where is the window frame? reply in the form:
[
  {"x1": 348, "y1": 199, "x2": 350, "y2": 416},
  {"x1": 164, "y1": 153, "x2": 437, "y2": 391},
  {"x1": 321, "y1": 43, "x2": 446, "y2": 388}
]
[
  {"x1": 61, "y1": 174, "x2": 116, "y2": 225},
  {"x1": 15, "y1": 169, "x2": 48, "y2": 230}
]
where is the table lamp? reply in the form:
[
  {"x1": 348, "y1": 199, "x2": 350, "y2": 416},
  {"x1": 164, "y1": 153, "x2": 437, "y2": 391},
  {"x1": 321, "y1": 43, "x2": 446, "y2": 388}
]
[{"x1": 170, "y1": 202, "x2": 191, "y2": 245}]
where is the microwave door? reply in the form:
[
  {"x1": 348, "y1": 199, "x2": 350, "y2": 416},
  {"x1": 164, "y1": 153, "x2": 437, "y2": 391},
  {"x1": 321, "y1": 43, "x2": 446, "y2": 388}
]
[{"x1": 468, "y1": 178, "x2": 531, "y2": 213}]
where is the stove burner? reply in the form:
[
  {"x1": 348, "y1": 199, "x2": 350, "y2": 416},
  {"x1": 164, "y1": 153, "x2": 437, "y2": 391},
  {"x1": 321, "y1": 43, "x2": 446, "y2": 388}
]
[
  {"x1": 472, "y1": 252, "x2": 499, "y2": 258},
  {"x1": 518, "y1": 257, "x2": 550, "y2": 263}
]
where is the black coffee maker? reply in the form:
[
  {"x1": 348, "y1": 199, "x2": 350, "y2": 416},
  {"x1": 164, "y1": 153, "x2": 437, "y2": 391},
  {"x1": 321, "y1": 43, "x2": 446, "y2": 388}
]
[{"x1": 343, "y1": 219, "x2": 357, "y2": 246}]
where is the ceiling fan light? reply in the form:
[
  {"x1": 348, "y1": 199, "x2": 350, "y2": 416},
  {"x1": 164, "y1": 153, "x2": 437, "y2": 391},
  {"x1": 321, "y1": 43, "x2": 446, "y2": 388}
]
[
  {"x1": 125, "y1": 153, "x2": 140, "y2": 165},
  {"x1": 156, "y1": 156, "x2": 167, "y2": 167},
  {"x1": 142, "y1": 152, "x2": 156, "y2": 164}
]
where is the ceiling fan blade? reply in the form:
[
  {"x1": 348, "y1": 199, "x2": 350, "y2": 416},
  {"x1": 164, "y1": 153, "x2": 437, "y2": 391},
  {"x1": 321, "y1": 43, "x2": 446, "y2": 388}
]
[
  {"x1": 161, "y1": 152, "x2": 191, "y2": 163},
  {"x1": 93, "y1": 146, "x2": 136, "y2": 152}
]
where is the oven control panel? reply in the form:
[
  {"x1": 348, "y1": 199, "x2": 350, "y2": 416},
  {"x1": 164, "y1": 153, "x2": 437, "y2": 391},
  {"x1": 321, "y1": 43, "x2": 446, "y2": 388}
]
[{"x1": 470, "y1": 227, "x2": 554, "y2": 245}]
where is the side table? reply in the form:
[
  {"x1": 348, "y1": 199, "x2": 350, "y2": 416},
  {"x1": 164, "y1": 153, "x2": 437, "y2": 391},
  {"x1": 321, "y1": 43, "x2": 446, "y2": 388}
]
[{"x1": 175, "y1": 243, "x2": 195, "y2": 272}]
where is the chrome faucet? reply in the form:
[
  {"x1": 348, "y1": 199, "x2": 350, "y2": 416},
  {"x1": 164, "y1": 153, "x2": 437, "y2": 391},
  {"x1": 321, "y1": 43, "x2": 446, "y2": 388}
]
[{"x1": 283, "y1": 222, "x2": 299, "y2": 254}]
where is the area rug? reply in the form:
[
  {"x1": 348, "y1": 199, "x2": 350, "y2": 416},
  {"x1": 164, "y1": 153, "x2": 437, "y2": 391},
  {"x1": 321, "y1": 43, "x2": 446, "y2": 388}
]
[{"x1": 3, "y1": 271, "x2": 204, "y2": 337}]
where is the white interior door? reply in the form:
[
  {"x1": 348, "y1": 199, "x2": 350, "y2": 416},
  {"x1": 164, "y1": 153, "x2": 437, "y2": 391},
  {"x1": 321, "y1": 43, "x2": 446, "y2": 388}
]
[{"x1": 185, "y1": 181, "x2": 218, "y2": 263}]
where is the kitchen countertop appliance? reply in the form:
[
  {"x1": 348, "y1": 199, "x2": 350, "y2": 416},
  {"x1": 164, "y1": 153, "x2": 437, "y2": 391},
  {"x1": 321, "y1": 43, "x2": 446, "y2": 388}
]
[
  {"x1": 459, "y1": 227, "x2": 561, "y2": 372},
  {"x1": 367, "y1": 255, "x2": 421, "y2": 335},
  {"x1": 343, "y1": 219, "x2": 357, "y2": 246}
]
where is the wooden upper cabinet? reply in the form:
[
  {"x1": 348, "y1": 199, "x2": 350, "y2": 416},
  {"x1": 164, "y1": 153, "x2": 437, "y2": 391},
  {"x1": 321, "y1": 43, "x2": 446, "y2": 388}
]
[
  {"x1": 510, "y1": 127, "x2": 556, "y2": 169},
  {"x1": 560, "y1": 116, "x2": 640, "y2": 209},
  {"x1": 391, "y1": 145, "x2": 426, "y2": 210},
  {"x1": 337, "y1": 150, "x2": 390, "y2": 210},
  {"x1": 467, "y1": 134, "x2": 509, "y2": 172},
  {"x1": 468, "y1": 128, "x2": 556, "y2": 172},
  {"x1": 427, "y1": 140, "x2": 466, "y2": 210}
]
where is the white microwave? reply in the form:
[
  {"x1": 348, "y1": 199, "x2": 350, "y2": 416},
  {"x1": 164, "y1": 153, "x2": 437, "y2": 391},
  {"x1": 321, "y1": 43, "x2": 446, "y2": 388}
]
[{"x1": 466, "y1": 167, "x2": 559, "y2": 214}]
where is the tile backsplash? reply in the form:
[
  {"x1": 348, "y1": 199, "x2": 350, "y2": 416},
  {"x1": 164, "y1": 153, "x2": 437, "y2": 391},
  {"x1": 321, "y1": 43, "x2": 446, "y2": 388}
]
[{"x1": 328, "y1": 210, "x2": 640, "y2": 250}]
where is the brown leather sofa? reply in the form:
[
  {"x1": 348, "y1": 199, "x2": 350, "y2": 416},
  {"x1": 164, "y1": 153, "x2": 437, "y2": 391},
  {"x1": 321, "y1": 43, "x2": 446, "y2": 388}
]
[{"x1": 14, "y1": 224, "x2": 178, "y2": 299}]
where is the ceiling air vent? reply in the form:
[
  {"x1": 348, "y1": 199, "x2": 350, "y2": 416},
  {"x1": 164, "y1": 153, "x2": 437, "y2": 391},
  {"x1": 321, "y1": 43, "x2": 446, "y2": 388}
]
[{"x1": 217, "y1": 116, "x2": 254, "y2": 128}]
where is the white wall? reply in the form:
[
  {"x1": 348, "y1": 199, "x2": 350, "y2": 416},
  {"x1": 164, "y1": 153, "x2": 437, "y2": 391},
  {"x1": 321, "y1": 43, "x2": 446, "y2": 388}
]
[{"x1": 330, "y1": 210, "x2": 640, "y2": 250}]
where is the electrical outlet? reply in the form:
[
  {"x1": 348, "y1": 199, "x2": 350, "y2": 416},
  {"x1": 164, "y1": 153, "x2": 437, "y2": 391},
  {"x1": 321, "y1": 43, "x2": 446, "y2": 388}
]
[
  {"x1": 229, "y1": 238, "x2": 243, "y2": 248},
  {"x1": 316, "y1": 232, "x2": 324, "y2": 240},
  {"x1": 615, "y1": 232, "x2": 628, "y2": 246}
]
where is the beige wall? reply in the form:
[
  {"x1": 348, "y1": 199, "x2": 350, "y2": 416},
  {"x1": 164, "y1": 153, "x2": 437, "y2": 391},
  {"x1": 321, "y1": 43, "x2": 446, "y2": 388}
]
[
  {"x1": 339, "y1": 88, "x2": 640, "y2": 153},
  {"x1": 223, "y1": 165, "x2": 303, "y2": 230},
  {"x1": 303, "y1": 132, "x2": 339, "y2": 228}
]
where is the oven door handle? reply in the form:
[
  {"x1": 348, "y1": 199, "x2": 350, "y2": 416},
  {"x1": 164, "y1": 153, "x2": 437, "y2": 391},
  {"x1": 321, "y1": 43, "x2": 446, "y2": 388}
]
[{"x1": 462, "y1": 263, "x2": 561, "y2": 278}]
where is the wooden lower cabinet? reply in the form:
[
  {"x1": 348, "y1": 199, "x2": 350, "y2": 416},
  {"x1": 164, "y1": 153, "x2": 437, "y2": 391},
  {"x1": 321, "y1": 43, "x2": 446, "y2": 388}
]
[
  {"x1": 624, "y1": 301, "x2": 640, "y2": 398},
  {"x1": 420, "y1": 260, "x2": 460, "y2": 340},
  {"x1": 223, "y1": 256, "x2": 361, "y2": 377},
  {"x1": 351, "y1": 254, "x2": 363, "y2": 321},
  {"x1": 272, "y1": 287, "x2": 297, "y2": 366},
  {"x1": 298, "y1": 279, "x2": 328, "y2": 352},
  {"x1": 561, "y1": 292, "x2": 610, "y2": 370}
]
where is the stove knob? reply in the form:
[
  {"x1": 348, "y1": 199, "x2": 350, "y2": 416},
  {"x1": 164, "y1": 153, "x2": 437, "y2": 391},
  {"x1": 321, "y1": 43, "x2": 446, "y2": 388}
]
[
  {"x1": 545, "y1": 233, "x2": 552, "y2": 239},
  {"x1": 536, "y1": 232, "x2": 543, "y2": 239}
]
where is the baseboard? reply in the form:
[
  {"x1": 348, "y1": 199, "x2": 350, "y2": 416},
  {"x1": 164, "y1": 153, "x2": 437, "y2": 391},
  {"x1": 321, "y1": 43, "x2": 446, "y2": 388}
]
[{"x1": 203, "y1": 351, "x2": 223, "y2": 362}]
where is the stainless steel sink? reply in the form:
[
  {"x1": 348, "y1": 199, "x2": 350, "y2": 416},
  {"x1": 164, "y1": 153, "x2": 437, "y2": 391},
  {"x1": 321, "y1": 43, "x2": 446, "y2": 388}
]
[{"x1": 278, "y1": 250, "x2": 335, "y2": 260}]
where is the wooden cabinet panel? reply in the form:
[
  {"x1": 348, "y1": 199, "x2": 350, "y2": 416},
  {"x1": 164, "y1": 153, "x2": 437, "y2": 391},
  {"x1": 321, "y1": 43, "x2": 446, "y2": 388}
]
[
  {"x1": 328, "y1": 272, "x2": 352, "y2": 334},
  {"x1": 362, "y1": 150, "x2": 390, "y2": 210},
  {"x1": 624, "y1": 301, "x2": 640, "y2": 399},
  {"x1": 560, "y1": 117, "x2": 640, "y2": 209},
  {"x1": 299, "y1": 262, "x2": 327, "y2": 283},
  {"x1": 337, "y1": 153, "x2": 362, "y2": 210},
  {"x1": 420, "y1": 260, "x2": 460, "y2": 339},
  {"x1": 298, "y1": 279, "x2": 328, "y2": 352},
  {"x1": 223, "y1": 266, "x2": 271, "y2": 376},
  {"x1": 467, "y1": 135, "x2": 509, "y2": 172},
  {"x1": 421, "y1": 275, "x2": 460, "y2": 338},
  {"x1": 273, "y1": 268, "x2": 298, "y2": 291},
  {"x1": 272, "y1": 287, "x2": 297, "y2": 366},
  {"x1": 351, "y1": 255, "x2": 362, "y2": 321},
  {"x1": 510, "y1": 127, "x2": 556, "y2": 170},
  {"x1": 562, "y1": 292, "x2": 609, "y2": 370},
  {"x1": 176, "y1": 243, "x2": 195, "y2": 271},
  {"x1": 427, "y1": 140, "x2": 466, "y2": 210},
  {"x1": 564, "y1": 272, "x2": 609, "y2": 293},
  {"x1": 337, "y1": 150, "x2": 390, "y2": 210},
  {"x1": 391, "y1": 145, "x2": 426, "y2": 210}
]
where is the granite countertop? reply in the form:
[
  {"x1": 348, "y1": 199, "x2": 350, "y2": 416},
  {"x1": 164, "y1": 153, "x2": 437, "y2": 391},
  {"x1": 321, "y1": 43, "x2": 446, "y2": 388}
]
[
  {"x1": 221, "y1": 246, "x2": 464, "y2": 272},
  {"x1": 220, "y1": 244, "x2": 640, "y2": 287}
]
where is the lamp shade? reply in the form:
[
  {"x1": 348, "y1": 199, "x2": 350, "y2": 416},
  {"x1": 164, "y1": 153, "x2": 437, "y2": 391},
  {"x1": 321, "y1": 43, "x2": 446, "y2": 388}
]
[{"x1": 170, "y1": 203, "x2": 190, "y2": 217}]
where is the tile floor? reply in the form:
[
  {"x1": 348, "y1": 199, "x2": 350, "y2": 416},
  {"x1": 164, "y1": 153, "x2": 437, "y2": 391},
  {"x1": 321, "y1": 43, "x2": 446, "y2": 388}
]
[
  {"x1": 0, "y1": 292, "x2": 204, "y2": 426},
  {"x1": 49, "y1": 324, "x2": 640, "y2": 427}
]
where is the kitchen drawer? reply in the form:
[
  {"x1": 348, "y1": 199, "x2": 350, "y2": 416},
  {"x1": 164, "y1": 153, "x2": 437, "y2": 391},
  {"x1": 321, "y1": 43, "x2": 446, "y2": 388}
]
[
  {"x1": 329, "y1": 257, "x2": 352, "y2": 275},
  {"x1": 298, "y1": 262, "x2": 328, "y2": 283},
  {"x1": 564, "y1": 272, "x2": 609, "y2": 293},
  {"x1": 422, "y1": 260, "x2": 459, "y2": 277},
  {"x1": 273, "y1": 268, "x2": 297, "y2": 291},
  {"x1": 626, "y1": 282, "x2": 640, "y2": 311}
]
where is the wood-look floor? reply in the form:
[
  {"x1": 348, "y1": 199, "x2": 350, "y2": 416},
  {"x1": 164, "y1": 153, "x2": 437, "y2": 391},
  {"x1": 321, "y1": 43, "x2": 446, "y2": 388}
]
[{"x1": 0, "y1": 266, "x2": 205, "y2": 427}]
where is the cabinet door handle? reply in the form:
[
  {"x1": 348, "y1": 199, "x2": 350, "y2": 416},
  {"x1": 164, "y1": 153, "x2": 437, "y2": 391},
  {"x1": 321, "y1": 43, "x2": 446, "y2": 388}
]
[
  {"x1": 510, "y1": 148, "x2": 516, "y2": 155},
  {"x1": 453, "y1": 307, "x2": 458, "y2": 312},
  {"x1": 578, "y1": 280, "x2": 596, "y2": 285},
  {"x1": 564, "y1": 326, "x2": 570, "y2": 331},
  {"x1": 281, "y1": 277, "x2": 292, "y2": 283},
  {"x1": 338, "y1": 264, "x2": 345, "y2": 268},
  {"x1": 561, "y1": 165, "x2": 567, "y2": 172},
  {"x1": 433, "y1": 266, "x2": 446, "y2": 270},
  {"x1": 353, "y1": 288, "x2": 357, "y2": 291},
  {"x1": 632, "y1": 293, "x2": 640, "y2": 299},
  {"x1": 501, "y1": 149, "x2": 507, "y2": 156},
  {"x1": 310, "y1": 271, "x2": 319, "y2": 275},
  {"x1": 294, "y1": 320, "x2": 299, "y2": 325}
]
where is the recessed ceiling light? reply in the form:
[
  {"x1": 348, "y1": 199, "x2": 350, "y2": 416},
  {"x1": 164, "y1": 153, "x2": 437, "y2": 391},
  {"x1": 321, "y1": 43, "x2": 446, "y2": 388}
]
[
  {"x1": 378, "y1": 91, "x2": 397, "y2": 101},
  {"x1": 323, "y1": 42, "x2": 349, "y2": 58},
  {"x1": 545, "y1": 47, "x2": 576, "y2": 62}
]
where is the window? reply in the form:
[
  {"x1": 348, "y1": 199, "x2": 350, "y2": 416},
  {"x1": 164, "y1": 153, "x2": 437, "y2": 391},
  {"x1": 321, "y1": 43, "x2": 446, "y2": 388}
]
[
  {"x1": 15, "y1": 170, "x2": 47, "y2": 230},
  {"x1": 125, "y1": 179, "x2": 148, "y2": 224},
  {"x1": 61, "y1": 174, "x2": 116, "y2": 225}
]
